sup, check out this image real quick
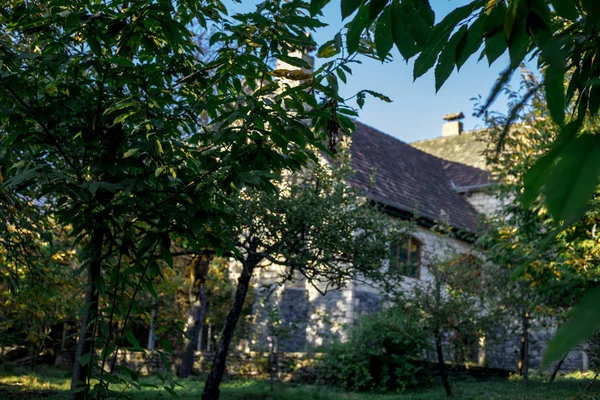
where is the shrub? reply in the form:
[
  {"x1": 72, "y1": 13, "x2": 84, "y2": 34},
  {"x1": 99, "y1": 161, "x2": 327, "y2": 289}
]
[{"x1": 319, "y1": 307, "x2": 429, "y2": 392}]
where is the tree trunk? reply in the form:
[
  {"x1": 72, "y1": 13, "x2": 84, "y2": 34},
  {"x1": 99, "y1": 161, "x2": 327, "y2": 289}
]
[
  {"x1": 548, "y1": 353, "x2": 567, "y2": 383},
  {"x1": 202, "y1": 253, "x2": 258, "y2": 400},
  {"x1": 55, "y1": 321, "x2": 74, "y2": 368},
  {"x1": 198, "y1": 302, "x2": 210, "y2": 351},
  {"x1": 206, "y1": 324, "x2": 212, "y2": 352},
  {"x1": 587, "y1": 371, "x2": 599, "y2": 391},
  {"x1": 435, "y1": 331, "x2": 452, "y2": 398},
  {"x1": 60, "y1": 321, "x2": 69, "y2": 352},
  {"x1": 518, "y1": 312, "x2": 530, "y2": 386},
  {"x1": 178, "y1": 254, "x2": 212, "y2": 378},
  {"x1": 147, "y1": 303, "x2": 158, "y2": 351},
  {"x1": 269, "y1": 336, "x2": 278, "y2": 391},
  {"x1": 69, "y1": 228, "x2": 104, "y2": 400}
]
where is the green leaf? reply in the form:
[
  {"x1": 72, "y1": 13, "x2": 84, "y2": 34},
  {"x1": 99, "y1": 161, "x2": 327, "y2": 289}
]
[
  {"x1": 504, "y1": 0, "x2": 520, "y2": 39},
  {"x1": 412, "y1": 0, "x2": 435, "y2": 26},
  {"x1": 507, "y1": 19, "x2": 529, "y2": 68},
  {"x1": 317, "y1": 40, "x2": 340, "y2": 58},
  {"x1": 401, "y1": 1, "x2": 432, "y2": 47},
  {"x1": 123, "y1": 148, "x2": 139, "y2": 158},
  {"x1": 336, "y1": 68, "x2": 347, "y2": 83},
  {"x1": 143, "y1": 280, "x2": 159, "y2": 299},
  {"x1": 87, "y1": 35, "x2": 102, "y2": 57},
  {"x1": 161, "y1": 244, "x2": 174, "y2": 268},
  {"x1": 341, "y1": 0, "x2": 362, "y2": 19},
  {"x1": 286, "y1": 15, "x2": 328, "y2": 28},
  {"x1": 374, "y1": 6, "x2": 394, "y2": 61},
  {"x1": 455, "y1": 16, "x2": 484, "y2": 70},
  {"x1": 108, "y1": 57, "x2": 134, "y2": 68},
  {"x1": 162, "y1": 338, "x2": 173, "y2": 353},
  {"x1": 542, "y1": 287, "x2": 600, "y2": 368},
  {"x1": 535, "y1": 25, "x2": 566, "y2": 126},
  {"x1": 369, "y1": 0, "x2": 388, "y2": 20},
  {"x1": 357, "y1": 89, "x2": 393, "y2": 105},
  {"x1": 161, "y1": 19, "x2": 181, "y2": 46},
  {"x1": 88, "y1": 181, "x2": 100, "y2": 194},
  {"x1": 549, "y1": 0, "x2": 578, "y2": 20},
  {"x1": 164, "y1": 386, "x2": 179, "y2": 398},
  {"x1": 435, "y1": 25, "x2": 467, "y2": 92},
  {"x1": 346, "y1": 5, "x2": 370, "y2": 54},
  {"x1": 159, "y1": 350, "x2": 171, "y2": 369},
  {"x1": 78, "y1": 353, "x2": 92, "y2": 366},
  {"x1": 413, "y1": 0, "x2": 481, "y2": 80},
  {"x1": 125, "y1": 329, "x2": 142, "y2": 349},
  {"x1": 521, "y1": 150, "x2": 559, "y2": 206},
  {"x1": 357, "y1": 91, "x2": 366, "y2": 108},
  {"x1": 310, "y1": 0, "x2": 332, "y2": 16},
  {"x1": 521, "y1": 121, "x2": 581, "y2": 207},
  {"x1": 544, "y1": 134, "x2": 600, "y2": 222},
  {"x1": 390, "y1": 0, "x2": 419, "y2": 60},
  {"x1": 413, "y1": 31, "x2": 450, "y2": 80},
  {"x1": 275, "y1": 54, "x2": 311, "y2": 69},
  {"x1": 484, "y1": 31, "x2": 507, "y2": 65}
]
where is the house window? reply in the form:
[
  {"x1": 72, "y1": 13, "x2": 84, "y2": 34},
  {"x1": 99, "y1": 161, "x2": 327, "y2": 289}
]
[{"x1": 390, "y1": 238, "x2": 421, "y2": 278}]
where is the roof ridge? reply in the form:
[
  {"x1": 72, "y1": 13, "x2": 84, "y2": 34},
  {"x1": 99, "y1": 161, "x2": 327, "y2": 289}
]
[
  {"x1": 410, "y1": 128, "x2": 487, "y2": 145},
  {"x1": 354, "y1": 120, "x2": 408, "y2": 144},
  {"x1": 355, "y1": 120, "x2": 488, "y2": 173}
]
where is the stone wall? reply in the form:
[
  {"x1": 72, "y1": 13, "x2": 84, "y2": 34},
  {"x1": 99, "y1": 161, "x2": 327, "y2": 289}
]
[
  {"x1": 463, "y1": 191, "x2": 504, "y2": 216},
  {"x1": 102, "y1": 349, "x2": 323, "y2": 382},
  {"x1": 279, "y1": 288, "x2": 309, "y2": 351},
  {"x1": 485, "y1": 327, "x2": 586, "y2": 372},
  {"x1": 353, "y1": 290, "x2": 381, "y2": 317}
]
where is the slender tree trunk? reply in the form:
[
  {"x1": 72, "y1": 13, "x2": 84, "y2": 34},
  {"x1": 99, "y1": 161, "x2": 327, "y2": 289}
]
[
  {"x1": 55, "y1": 321, "x2": 73, "y2": 368},
  {"x1": 70, "y1": 228, "x2": 104, "y2": 400},
  {"x1": 435, "y1": 331, "x2": 452, "y2": 398},
  {"x1": 198, "y1": 301, "x2": 210, "y2": 351},
  {"x1": 548, "y1": 353, "x2": 567, "y2": 383},
  {"x1": 206, "y1": 324, "x2": 212, "y2": 352},
  {"x1": 178, "y1": 254, "x2": 212, "y2": 378},
  {"x1": 269, "y1": 336, "x2": 278, "y2": 391},
  {"x1": 60, "y1": 321, "x2": 69, "y2": 352},
  {"x1": 147, "y1": 303, "x2": 158, "y2": 351},
  {"x1": 518, "y1": 312, "x2": 530, "y2": 386},
  {"x1": 587, "y1": 371, "x2": 599, "y2": 391},
  {"x1": 202, "y1": 252, "x2": 258, "y2": 400}
]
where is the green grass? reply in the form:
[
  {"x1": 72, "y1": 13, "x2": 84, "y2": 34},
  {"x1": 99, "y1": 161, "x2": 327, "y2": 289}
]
[{"x1": 1, "y1": 366, "x2": 600, "y2": 399}]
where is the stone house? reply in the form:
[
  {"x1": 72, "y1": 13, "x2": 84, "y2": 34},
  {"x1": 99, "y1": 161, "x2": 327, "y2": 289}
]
[
  {"x1": 246, "y1": 116, "x2": 491, "y2": 348},
  {"x1": 244, "y1": 111, "x2": 589, "y2": 373},
  {"x1": 236, "y1": 50, "x2": 588, "y2": 373}
]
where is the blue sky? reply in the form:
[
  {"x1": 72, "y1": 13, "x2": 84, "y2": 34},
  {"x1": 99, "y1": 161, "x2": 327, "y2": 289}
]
[{"x1": 227, "y1": 0, "x2": 528, "y2": 143}]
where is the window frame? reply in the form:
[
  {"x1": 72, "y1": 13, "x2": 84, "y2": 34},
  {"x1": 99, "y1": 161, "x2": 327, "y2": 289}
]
[{"x1": 390, "y1": 237, "x2": 422, "y2": 279}]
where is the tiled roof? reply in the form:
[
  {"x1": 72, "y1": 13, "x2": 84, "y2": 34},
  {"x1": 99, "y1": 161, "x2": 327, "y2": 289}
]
[
  {"x1": 411, "y1": 130, "x2": 489, "y2": 169},
  {"x1": 347, "y1": 122, "x2": 484, "y2": 233},
  {"x1": 442, "y1": 159, "x2": 490, "y2": 189}
]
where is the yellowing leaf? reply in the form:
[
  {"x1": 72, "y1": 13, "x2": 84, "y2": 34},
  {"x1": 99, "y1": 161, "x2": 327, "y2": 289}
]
[{"x1": 268, "y1": 69, "x2": 312, "y2": 81}]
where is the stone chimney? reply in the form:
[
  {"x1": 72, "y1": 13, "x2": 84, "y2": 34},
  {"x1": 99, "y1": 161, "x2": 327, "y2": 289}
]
[{"x1": 442, "y1": 112, "x2": 464, "y2": 137}]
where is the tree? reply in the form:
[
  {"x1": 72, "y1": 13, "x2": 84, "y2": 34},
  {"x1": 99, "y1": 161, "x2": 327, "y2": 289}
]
[
  {"x1": 1, "y1": 0, "x2": 366, "y2": 397},
  {"x1": 319, "y1": 306, "x2": 429, "y2": 393},
  {"x1": 201, "y1": 150, "x2": 411, "y2": 400},
  {"x1": 311, "y1": 0, "x2": 600, "y2": 363},
  {"x1": 178, "y1": 253, "x2": 213, "y2": 378},
  {"x1": 475, "y1": 72, "x2": 600, "y2": 379},
  {"x1": 395, "y1": 237, "x2": 486, "y2": 398},
  {"x1": 0, "y1": 183, "x2": 81, "y2": 367}
]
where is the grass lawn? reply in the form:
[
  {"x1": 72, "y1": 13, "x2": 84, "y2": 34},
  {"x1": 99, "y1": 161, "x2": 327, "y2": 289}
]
[{"x1": 1, "y1": 366, "x2": 600, "y2": 399}]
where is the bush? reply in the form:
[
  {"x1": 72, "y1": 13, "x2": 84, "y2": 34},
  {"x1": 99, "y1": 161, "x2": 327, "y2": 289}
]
[{"x1": 319, "y1": 307, "x2": 429, "y2": 392}]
